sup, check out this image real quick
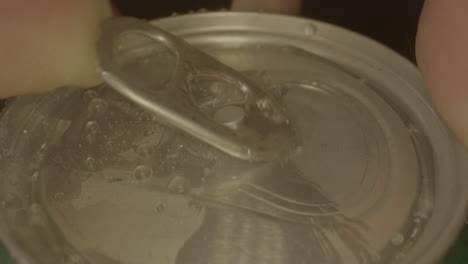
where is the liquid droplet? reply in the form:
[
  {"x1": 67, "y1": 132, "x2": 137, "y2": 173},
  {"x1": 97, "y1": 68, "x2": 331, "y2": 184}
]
[
  {"x1": 391, "y1": 233, "x2": 405, "y2": 246},
  {"x1": 85, "y1": 121, "x2": 99, "y2": 144},
  {"x1": 132, "y1": 165, "x2": 153, "y2": 183},
  {"x1": 154, "y1": 202, "x2": 167, "y2": 214},
  {"x1": 85, "y1": 121, "x2": 99, "y2": 135},
  {"x1": 243, "y1": 147, "x2": 253, "y2": 159},
  {"x1": 257, "y1": 98, "x2": 274, "y2": 113},
  {"x1": 31, "y1": 171, "x2": 39, "y2": 182},
  {"x1": 37, "y1": 143, "x2": 48, "y2": 159},
  {"x1": 189, "y1": 200, "x2": 203, "y2": 212},
  {"x1": 85, "y1": 156, "x2": 96, "y2": 171},
  {"x1": 83, "y1": 89, "x2": 99, "y2": 103},
  {"x1": 303, "y1": 23, "x2": 317, "y2": 36},
  {"x1": 88, "y1": 98, "x2": 108, "y2": 117},
  {"x1": 54, "y1": 192, "x2": 65, "y2": 200},
  {"x1": 105, "y1": 141, "x2": 116, "y2": 153},
  {"x1": 22, "y1": 130, "x2": 28, "y2": 134},
  {"x1": 167, "y1": 174, "x2": 189, "y2": 194},
  {"x1": 295, "y1": 144, "x2": 303, "y2": 153},
  {"x1": 257, "y1": 98, "x2": 280, "y2": 121}
]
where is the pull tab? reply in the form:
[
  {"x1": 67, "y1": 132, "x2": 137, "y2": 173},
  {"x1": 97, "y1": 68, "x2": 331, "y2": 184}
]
[{"x1": 97, "y1": 17, "x2": 292, "y2": 162}]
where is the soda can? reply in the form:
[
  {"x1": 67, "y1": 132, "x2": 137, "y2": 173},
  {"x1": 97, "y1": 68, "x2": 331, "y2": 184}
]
[{"x1": 0, "y1": 12, "x2": 467, "y2": 264}]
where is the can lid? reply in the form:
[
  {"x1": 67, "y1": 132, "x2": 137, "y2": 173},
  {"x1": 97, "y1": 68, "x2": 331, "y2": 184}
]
[
  {"x1": 0, "y1": 12, "x2": 466, "y2": 264},
  {"x1": 98, "y1": 17, "x2": 293, "y2": 162}
]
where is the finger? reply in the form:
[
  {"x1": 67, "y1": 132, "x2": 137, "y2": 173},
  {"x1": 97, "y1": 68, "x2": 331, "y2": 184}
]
[
  {"x1": 416, "y1": 0, "x2": 468, "y2": 147},
  {"x1": 231, "y1": 0, "x2": 302, "y2": 15},
  {"x1": 0, "y1": 0, "x2": 112, "y2": 98}
]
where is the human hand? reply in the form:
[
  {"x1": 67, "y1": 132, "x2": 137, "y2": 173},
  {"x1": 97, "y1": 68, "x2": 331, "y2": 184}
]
[
  {"x1": 416, "y1": 0, "x2": 468, "y2": 148},
  {"x1": 0, "y1": 0, "x2": 300, "y2": 99},
  {"x1": 1, "y1": 0, "x2": 466, "y2": 148},
  {"x1": 0, "y1": 0, "x2": 112, "y2": 98}
]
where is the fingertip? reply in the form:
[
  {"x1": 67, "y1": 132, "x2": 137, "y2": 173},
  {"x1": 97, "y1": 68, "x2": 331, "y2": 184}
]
[{"x1": 0, "y1": 0, "x2": 112, "y2": 98}]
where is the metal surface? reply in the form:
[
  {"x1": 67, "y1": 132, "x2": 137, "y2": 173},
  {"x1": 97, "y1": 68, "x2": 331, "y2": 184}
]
[
  {"x1": 97, "y1": 17, "x2": 292, "y2": 162},
  {"x1": 0, "y1": 12, "x2": 467, "y2": 264}
]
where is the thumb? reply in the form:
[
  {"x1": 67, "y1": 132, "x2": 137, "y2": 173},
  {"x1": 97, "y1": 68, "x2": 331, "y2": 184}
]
[
  {"x1": 416, "y1": 0, "x2": 468, "y2": 148},
  {"x1": 0, "y1": 0, "x2": 112, "y2": 98}
]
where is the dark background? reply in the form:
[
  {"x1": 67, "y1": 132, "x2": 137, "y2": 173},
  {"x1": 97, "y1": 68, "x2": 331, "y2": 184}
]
[{"x1": 113, "y1": 0, "x2": 425, "y2": 62}]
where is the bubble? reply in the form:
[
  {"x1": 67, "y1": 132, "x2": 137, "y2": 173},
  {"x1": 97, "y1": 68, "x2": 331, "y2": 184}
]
[
  {"x1": 132, "y1": 165, "x2": 153, "y2": 183},
  {"x1": 154, "y1": 202, "x2": 167, "y2": 214},
  {"x1": 88, "y1": 98, "x2": 108, "y2": 117},
  {"x1": 391, "y1": 233, "x2": 405, "y2": 246},
  {"x1": 242, "y1": 147, "x2": 253, "y2": 159},
  {"x1": 85, "y1": 156, "x2": 96, "y2": 171},
  {"x1": 85, "y1": 121, "x2": 99, "y2": 144},
  {"x1": 303, "y1": 23, "x2": 317, "y2": 36},
  {"x1": 257, "y1": 98, "x2": 286, "y2": 124},
  {"x1": 82, "y1": 89, "x2": 99, "y2": 103},
  {"x1": 85, "y1": 121, "x2": 99, "y2": 135},
  {"x1": 37, "y1": 143, "x2": 49, "y2": 160},
  {"x1": 257, "y1": 98, "x2": 274, "y2": 114},
  {"x1": 31, "y1": 171, "x2": 40, "y2": 182},
  {"x1": 1, "y1": 192, "x2": 22, "y2": 209},
  {"x1": 295, "y1": 144, "x2": 303, "y2": 153},
  {"x1": 410, "y1": 217, "x2": 423, "y2": 239},
  {"x1": 136, "y1": 143, "x2": 155, "y2": 160},
  {"x1": 167, "y1": 174, "x2": 189, "y2": 194},
  {"x1": 54, "y1": 192, "x2": 65, "y2": 201},
  {"x1": 189, "y1": 200, "x2": 203, "y2": 213},
  {"x1": 28, "y1": 203, "x2": 47, "y2": 227},
  {"x1": 105, "y1": 141, "x2": 116, "y2": 152}
]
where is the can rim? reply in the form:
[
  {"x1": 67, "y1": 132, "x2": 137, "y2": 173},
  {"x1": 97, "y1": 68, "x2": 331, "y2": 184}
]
[
  {"x1": 151, "y1": 12, "x2": 468, "y2": 263},
  {"x1": 0, "y1": 11, "x2": 466, "y2": 264}
]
